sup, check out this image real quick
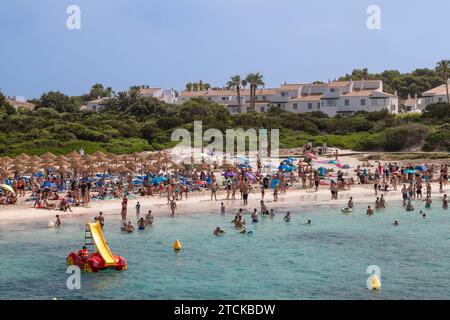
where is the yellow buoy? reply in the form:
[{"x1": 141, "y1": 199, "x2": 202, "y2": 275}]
[
  {"x1": 370, "y1": 275, "x2": 381, "y2": 290},
  {"x1": 173, "y1": 240, "x2": 182, "y2": 251}
]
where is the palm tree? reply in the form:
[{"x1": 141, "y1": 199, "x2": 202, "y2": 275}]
[
  {"x1": 436, "y1": 60, "x2": 450, "y2": 103},
  {"x1": 185, "y1": 82, "x2": 193, "y2": 92},
  {"x1": 227, "y1": 75, "x2": 242, "y2": 112},
  {"x1": 245, "y1": 73, "x2": 265, "y2": 111}
]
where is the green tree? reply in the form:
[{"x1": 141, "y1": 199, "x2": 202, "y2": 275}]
[
  {"x1": 436, "y1": 60, "x2": 450, "y2": 103},
  {"x1": 35, "y1": 91, "x2": 79, "y2": 113},
  {"x1": 227, "y1": 75, "x2": 243, "y2": 112},
  {"x1": 245, "y1": 73, "x2": 265, "y2": 111}
]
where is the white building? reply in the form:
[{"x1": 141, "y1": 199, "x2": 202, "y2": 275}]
[
  {"x1": 176, "y1": 80, "x2": 398, "y2": 117},
  {"x1": 418, "y1": 80, "x2": 450, "y2": 109},
  {"x1": 86, "y1": 97, "x2": 108, "y2": 112},
  {"x1": 139, "y1": 86, "x2": 177, "y2": 104},
  {"x1": 285, "y1": 80, "x2": 398, "y2": 116}
]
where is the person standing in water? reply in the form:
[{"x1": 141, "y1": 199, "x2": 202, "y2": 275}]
[
  {"x1": 380, "y1": 194, "x2": 387, "y2": 208},
  {"x1": 55, "y1": 214, "x2": 61, "y2": 227},
  {"x1": 423, "y1": 196, "x2": 432, "y2": 209},
  {"x1": 135, "y1": 201, "x2": 141, "y2": 218},
  {"x1": 347, "y1": 196, "x2": 354, "y2": 210},
  {"x1": 251, "y1": 209, "x2": 259, "y2": 223},
  {"x1": 220, "y1": 202, "x2": 226, "y2": 214},
  {"x1": 284, "y1": 211, "x2": 291, "y2": 222},
  {"x1": 170, "y1": 199, "x2": 177, "y2": 216},
  {"x1": 442, "y1": 194, "x2": 448, "y2": 209},
  {"x1": 273, "y1": 183, "x2": 279, "y2": 202},
  {"x1": 121, "y1": 200, "x2": 127, "y2": 222},
  {"x1": 260, "y1": 200, "x2": 269, "y2": 215},
  {"x1": 366, "y1": 206, "x2": 374, "y2": 215},
  {"x1": 401, "y1": 184, "x2": 408, "y2": 207}
]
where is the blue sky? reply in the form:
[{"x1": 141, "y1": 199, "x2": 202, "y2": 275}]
[{"x1": 0, "y1": 0, "x2": 449, "y2": 98}]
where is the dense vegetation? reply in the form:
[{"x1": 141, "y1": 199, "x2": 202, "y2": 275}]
[{"x1": 0, "y1": 85, "x2": 449, "y2": 156}]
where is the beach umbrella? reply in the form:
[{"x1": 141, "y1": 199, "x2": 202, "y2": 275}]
[
  {"x1": 56, "y1": 166, "x2": 71, "y2": 174},
  {"x1": 317, "y1": 167, "x2": 328, "y2": 176},
  {"x1": 40, "y1": 152, "x2": 56, "y2": 159},
  {"x1": 404, "y1": 169, "x2": 416, "y2": 174},
  {"x1": 55, "y1": 155, "x2": 70, "y2": 162},
  {"x1": 29, "y1": 155, "x2": 43, "y2": 162},
  {"x1": 67, "y1": 150, "x2": 81, "y2": 159},
  {"x1": 15, "y1": 153, "x2": 30, "y2": 161},
  {"x1": 223, "y1": 171, "x2": 237, "y2": 178},
  {"x1": 415, "y1": 165, "x2": 427, "y2": 172},
  {"x1": 92, "y1": 151, "x2": 107, "y2": 158},
  {"x1": 0, "y1": 184, "x2": 14, "y2": 193},
  {"x1": 98, "y1": 163, "x2": 112, "y2": 171},
  {"x1": 1, "y1": 156, "x2": 13, "y2": 163}
]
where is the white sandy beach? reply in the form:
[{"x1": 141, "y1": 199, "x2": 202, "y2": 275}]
[{"x1": 1, "y1": 152, "x2": 448, "y2": 226}]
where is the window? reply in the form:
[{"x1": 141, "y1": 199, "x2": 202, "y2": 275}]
[
  {"x1": 92, "y1": 105, "x2": 97, "y2": 111},
  {"x1": 317, "y1": 102, "x2": 320, "y2": 109},
  {"x1": 221, "y1": 97, "x2": 227, "y2": 101},
  {"x1": 262, "y1": 96, "x2": 267, "y2": 100},
  {"x1": 345, "y1": 99, "x2": 349, "y2": 106},
  {"x1": 260, "y1": 107, "x2": 265, "y2": 112},
  {"x1": 281, "y1": 92, "x2": 287, "y2": 97},
  {"x1": 207, "y1": 97, "x2": 212, "y2": 101},
  {"x1": 326, "y1": 99, "x2": 337, "y2": 107},
  {"x1": 293, "y1": 103, "x2": 298, "y2": 110},
  {"x1": 308, "y1": 103, "x2": 313, "y2": 109},
  {"x1": 330, "y1": 88, "x2": 335, "y2": 92},
  {"x1": 361, "y1": 99, "x2": 366, "y2": 106},
  {"x1": 439, "y1": 97, "x2": 443, "y2": 103}
]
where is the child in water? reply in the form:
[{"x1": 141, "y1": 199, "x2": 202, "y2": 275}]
[{"x1": 284, "y1": 211, "x2": 291, "y2": 222}]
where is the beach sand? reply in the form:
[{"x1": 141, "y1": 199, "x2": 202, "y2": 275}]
[{"x1": 1, "y1": 154, "x2": 448, "y2": 225}]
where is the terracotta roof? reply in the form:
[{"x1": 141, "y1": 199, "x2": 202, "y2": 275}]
[
  {"x1": 290, "y1": 94, "x2": 323, "y2": 102},
  {"x1": 328, "y1": 81, "x2": 352, "y2": 87},
  {"x1": 403, "y1": 98, "x2": 417, "y2": 107},
  {"x1": 280, "y1": 84, "x2": 304, "y2": 91},
  {"x1": 139, "y1": 87, "x2": 161, "y2": 96},
  {"x1": 180, "y1": 88, "x2": 278, "y2": 98},
  {"x1": 6, "y1": 99, "x2": 35, "y2": 110},
  {"x1": 422, "y1": 84, "x2": 449, "y2": 97}
]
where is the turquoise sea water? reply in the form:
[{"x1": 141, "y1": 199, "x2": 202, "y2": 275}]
[{"x1": 1, "y1": 200, "x2": 450, "y2": 300}]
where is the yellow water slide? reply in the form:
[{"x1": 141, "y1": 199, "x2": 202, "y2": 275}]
[{"x1": 88, "y1": 222, "x2": 117, "y2": 266}]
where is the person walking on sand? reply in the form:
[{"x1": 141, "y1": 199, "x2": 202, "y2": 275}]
[
  {"x1": 273, "y1": 183, "x2": 279, "y2": 202},
  {"x1": 314, "y1": 172, "x2": 320, "y2": 192}
]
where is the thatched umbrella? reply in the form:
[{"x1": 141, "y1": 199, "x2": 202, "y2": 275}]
[
  {"x1": 114, "y1": 165, "x2": 131, "y2": 174},
  {"x1": 55, "y1": 154, "x2": 69, "y2": 162},
  {"x1": 92, "y1": 150, "x2": 107, "y2": 158},
  {"x1": 98, "y1": 163, "x2": 112, "y2": 172},
  {"x1": 26, "y1": 166, "x2": 43, "y2": 174},
  {"x1": 29, "y1": 155, "x2": 43, "y2": 162},
  {"x1": 15, "y1": 153, "x2": 30, "y2": 161},
  {"x1": 67, "y1": 150, "x2": 81, "y2": 159},
  {"x1": 0, "y1": 169, "x2": 13, "y2": 178},
  {"x1": 9, "y1": 164, "x2": 25, "y2": 173},
  {"x1": 220, "y1": 163, "x2": 236, "y2": 169},
  {"x1": 40, "y1": 152, "x2": 57, "y2": 160},
  {"x1": 85, "y1": 165, "x2": 99, "y2": 173}
]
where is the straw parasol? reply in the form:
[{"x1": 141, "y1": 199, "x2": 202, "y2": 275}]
[
  {"x1": 67, "y1": 150, "x2": 81, "y2": 159},
  {"x1": 15, "y1": 153, "x2": 30, "y2": 161},
  {"x1": 40, "y1": 152, "x2": 57, "y2": 160},
  {"x1": 55, "y1": 155, "x2": 70, "y2": 162},
  {"x1": 29, "y1": 155, "x2": 43, "y2": 162}
]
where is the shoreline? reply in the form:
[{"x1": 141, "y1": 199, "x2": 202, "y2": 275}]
[{"x1": 1, "y1": 182, "x2": 447, "y2": 226}]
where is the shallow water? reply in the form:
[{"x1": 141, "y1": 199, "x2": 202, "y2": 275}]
[{"x1": 1, "y1": 200, "x2": 449, "y2": 300}]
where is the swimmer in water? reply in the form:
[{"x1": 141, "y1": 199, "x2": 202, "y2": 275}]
[
  {"x1": 260, "y1": 200, "x2": 269, "y2": 215},
  {"x1": 213, "y1": 226, "x2": 225, "y2": 236},
  {"x1": 284, "y1": 211, "x2": 291, "y2": 222},
  {"x1": 405, "y1": 199, "x2": 414, "y2": 211},
  {"x1": 422, "y1": 212, "x2": 427, "y2": 219},
  {"x1": 269, "y1": 209, "x2": 275, "y2": 218},
  {"x1": 392, "y1": 219, "x2": 400, "y2": 226},
  {"x1": 301, "y1": 219, "x2": 311, "y2": 225},
  {"x1": 366, "y1": 205, "x2": 374, "y2": 215}
]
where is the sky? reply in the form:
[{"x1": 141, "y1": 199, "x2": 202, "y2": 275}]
[{"x1": 0, "y1": 0, "x2": 449, "y2": 98}]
